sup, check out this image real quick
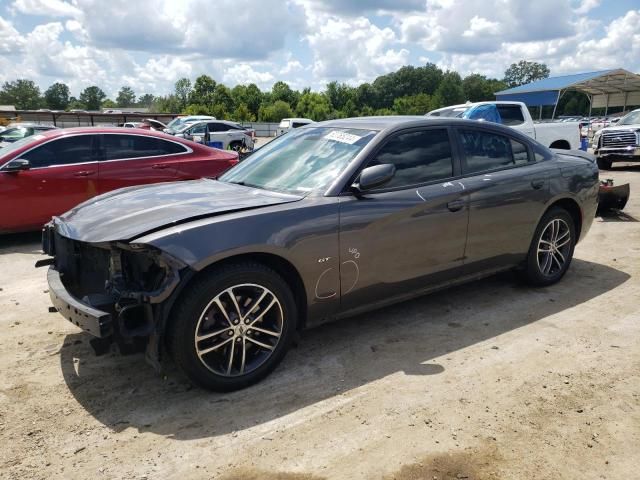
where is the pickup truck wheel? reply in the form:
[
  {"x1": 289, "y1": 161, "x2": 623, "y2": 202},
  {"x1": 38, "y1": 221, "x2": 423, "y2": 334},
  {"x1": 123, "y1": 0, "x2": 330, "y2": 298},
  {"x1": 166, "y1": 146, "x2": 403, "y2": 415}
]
[
  {"x1": 521, "y1": 207, "x2": 576, "y2": 287},
  {"x1": 597, "y1": 157, "x2": 612, "y2": 170},
  {"x1": 169, "y1": 262, "x2": 297, "y2": 391}
]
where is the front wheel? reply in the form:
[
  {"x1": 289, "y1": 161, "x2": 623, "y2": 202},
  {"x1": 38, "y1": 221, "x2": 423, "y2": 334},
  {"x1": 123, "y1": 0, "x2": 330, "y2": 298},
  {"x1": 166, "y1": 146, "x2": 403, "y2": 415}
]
[
  {"x1": 168, "y1": 262, "x2": 297, "y2": 391},
  {"x1": 521, "y1": 207, "x2": 576, "y2": 286}
]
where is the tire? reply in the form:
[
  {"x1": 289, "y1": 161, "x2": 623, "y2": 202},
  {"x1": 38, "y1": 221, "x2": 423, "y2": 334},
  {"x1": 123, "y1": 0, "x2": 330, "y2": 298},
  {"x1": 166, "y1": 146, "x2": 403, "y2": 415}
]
[
  {"x1": 168, "y1": 262, "x2": 297, "y2": 391},
  {"x1": 521, "y1": 207, "x2": 576, "y2": 287},
  {"x1": 229, "y1": 141, "x2": 243, "y2": 152},
  {"x1": 597, "y1": 157, "x2": 612, "y2": 170}
]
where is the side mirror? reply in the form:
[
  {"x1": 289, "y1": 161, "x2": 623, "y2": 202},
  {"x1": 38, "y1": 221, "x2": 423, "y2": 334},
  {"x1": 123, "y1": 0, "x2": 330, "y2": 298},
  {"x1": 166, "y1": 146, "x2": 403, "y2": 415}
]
[
  {"x1": 2, "y1": 159, "x2": 31, "y2": 172},
  {"x1": 354, "y1": 164, "x2": 395, "y2": 192}
]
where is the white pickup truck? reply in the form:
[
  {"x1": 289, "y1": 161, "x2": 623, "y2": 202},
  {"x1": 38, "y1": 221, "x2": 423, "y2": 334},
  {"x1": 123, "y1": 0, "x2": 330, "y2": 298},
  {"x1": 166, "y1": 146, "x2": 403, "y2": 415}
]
[
  {"x1": 427, "y1": 101, "x2": 581, "y2": 150},
  {"x1": 591, "y1": 108, "x2": 640, "y2": 170}
]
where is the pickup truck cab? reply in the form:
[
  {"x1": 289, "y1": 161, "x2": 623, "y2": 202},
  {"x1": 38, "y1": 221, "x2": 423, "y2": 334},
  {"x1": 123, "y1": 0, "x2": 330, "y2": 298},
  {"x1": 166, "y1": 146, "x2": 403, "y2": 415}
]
[
  {"x1": 591, "y1": 108, "x2": 640, "y2": 170},
  {"x1": 427, "y1": 101, "x2": 580, "y2": 150}
]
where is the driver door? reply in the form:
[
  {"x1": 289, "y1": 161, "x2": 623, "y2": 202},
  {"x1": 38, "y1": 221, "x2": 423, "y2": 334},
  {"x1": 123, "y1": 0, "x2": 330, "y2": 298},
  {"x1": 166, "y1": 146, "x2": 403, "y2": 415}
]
[
  {"x1": 338, "y1": 127, "x2": 469, "y2": 313},
  {"x1": 0, "y1": 134, "x2": 99, "y2": 230}
]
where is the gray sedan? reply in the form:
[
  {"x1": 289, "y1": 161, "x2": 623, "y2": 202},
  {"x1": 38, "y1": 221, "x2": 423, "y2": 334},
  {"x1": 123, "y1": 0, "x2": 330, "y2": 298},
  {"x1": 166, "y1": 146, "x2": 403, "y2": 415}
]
[{"x1": 41, "y1": 116, "x2": 599, "y2": 391}]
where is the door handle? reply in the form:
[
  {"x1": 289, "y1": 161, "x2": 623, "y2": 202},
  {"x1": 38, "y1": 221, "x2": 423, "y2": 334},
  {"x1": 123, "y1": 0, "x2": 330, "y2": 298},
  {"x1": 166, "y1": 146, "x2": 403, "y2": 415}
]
[
  {"x1": 73, "y1": 170, "x2": 95, "y2": 177},
  {"x1": 531, "y1": 179, "x2": 545, "y2": 190},
  {"x1": 152, "y1": 164, "x2": 170, "y2": 169},
  {"x1": 447, "y1": 199, "x2": 465, "y2": 212}
]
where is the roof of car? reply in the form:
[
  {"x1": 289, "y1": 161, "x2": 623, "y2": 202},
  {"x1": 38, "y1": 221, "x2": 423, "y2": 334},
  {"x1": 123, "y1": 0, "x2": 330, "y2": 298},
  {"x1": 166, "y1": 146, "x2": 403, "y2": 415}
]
[
  {"x1": 310, "y1": 115, "x2": 481, "y2": 131},
  {"x1": 33, "y1": 126, "x2": 187, "y2": 140}
]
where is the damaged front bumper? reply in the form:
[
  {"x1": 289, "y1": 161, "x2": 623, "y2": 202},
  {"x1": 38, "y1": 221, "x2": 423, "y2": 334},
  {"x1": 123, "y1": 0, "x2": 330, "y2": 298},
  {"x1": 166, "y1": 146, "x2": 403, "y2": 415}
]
[{"x1": 40, "y1": 222, "x2": 189, "y2": 363}]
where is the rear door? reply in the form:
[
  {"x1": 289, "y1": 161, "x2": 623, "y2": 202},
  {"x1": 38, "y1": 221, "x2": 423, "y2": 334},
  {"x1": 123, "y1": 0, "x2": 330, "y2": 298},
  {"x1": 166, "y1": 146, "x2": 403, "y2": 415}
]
[
  {"x1": 207, "y1": 122, "x2": 235, "y2": 149},
  {"x1": 338, "y1": 127, "x2": 469, "y2": 312},
  {"x1": 96, "y1": 133, "x2": 180, "y2": 194},
  {"x1": 0, "y1": 134, "x2": 99, "y2": 230},
  {"x1": 454, "y1": 127, "x2": 553, "y2": 271}
]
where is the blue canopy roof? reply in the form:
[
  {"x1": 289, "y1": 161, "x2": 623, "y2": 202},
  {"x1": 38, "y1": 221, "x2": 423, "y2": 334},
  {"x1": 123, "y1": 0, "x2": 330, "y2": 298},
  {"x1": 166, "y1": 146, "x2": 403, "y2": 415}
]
[{"x1": 495, "y1": 69, "x2": 640, "y2": 107}]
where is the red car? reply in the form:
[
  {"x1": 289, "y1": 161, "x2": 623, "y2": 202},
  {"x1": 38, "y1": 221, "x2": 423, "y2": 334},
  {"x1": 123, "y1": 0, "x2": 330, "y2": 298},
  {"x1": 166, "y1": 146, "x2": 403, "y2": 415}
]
[{"x1": 0, "y1": 127, "x2": 239, "y2": 233}]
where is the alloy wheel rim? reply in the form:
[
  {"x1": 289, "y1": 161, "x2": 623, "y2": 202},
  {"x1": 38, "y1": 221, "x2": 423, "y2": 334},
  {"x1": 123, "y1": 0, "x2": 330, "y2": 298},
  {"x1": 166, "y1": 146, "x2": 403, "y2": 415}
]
[
  {"x1": 536, "y1": 218, "x2": 571, "y2": 277},
  {"x1": 194, "y1": 283, "x2": 283, "y2": 377}
]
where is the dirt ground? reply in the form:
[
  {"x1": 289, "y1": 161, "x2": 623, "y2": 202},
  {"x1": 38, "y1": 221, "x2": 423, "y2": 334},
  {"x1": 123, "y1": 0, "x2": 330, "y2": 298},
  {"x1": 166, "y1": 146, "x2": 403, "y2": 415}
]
[{"x1": 1, "y1": 165, "x2": 639, "y2": 480}]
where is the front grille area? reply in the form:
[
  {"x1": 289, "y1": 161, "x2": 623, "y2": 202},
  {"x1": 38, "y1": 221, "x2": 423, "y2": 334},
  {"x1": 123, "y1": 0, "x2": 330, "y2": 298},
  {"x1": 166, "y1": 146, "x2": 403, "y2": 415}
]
[
  {"x1": 54, "y1": 233, "x2": 111, "y2": 299},
  {"x1": 602, "y1": 130, "x2": 637, "y2": 148}
]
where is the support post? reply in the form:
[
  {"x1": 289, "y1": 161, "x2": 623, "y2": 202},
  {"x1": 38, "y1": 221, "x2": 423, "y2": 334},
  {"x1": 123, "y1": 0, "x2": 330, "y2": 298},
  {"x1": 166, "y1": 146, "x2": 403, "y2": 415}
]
[{"x1": 551, "y1": 89, "x2": 562, "y2": 120}]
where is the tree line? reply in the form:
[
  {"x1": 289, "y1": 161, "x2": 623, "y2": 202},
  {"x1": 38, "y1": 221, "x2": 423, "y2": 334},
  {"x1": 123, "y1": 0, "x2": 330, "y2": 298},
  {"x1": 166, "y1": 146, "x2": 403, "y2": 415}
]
[{"x1": 0, "y1": 60, "x2": 591, "y2": 121}]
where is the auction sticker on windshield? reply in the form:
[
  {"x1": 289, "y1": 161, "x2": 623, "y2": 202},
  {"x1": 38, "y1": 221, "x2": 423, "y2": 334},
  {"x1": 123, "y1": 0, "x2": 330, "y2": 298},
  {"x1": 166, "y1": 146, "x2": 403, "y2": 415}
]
[{"x1": 324, "y1": 130, "x2": 362, "y2": 144}]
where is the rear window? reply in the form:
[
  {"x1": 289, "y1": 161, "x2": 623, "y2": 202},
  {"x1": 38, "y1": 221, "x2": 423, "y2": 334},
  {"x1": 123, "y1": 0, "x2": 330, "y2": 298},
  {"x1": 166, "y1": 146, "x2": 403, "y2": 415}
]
[
  {"x1": 496, "y1": 105, "x2": 525, "y2": 126},
  {"x1": 459, "y1": 130, "x2": 529, "y2": 174}
]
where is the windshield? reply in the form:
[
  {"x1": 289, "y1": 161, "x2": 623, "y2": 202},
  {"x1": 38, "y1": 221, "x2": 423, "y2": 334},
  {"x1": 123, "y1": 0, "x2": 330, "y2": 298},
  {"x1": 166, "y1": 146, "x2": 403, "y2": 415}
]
[
  {"x1": 618, "y1": 110, "x2": 640, "y2": 126},
  {"x1": 0, "y1": 134, "x2": 43, "y2": 160},
  {"x1": 166, "y1": 117, "x2": 187, "y2": 130},
  {"x1": 0, "y1": 127, "x2": 30, "y2": 142},
  {"x1": 220, "y1": 127, "x2": 378, "y2": 194}
]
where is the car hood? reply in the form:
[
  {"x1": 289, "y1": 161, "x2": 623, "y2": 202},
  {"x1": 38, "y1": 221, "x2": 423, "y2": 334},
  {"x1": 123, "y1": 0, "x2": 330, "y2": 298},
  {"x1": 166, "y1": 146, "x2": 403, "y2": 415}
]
[
  {"x1": 53, "y1": 179, "x2": 303, "y2": 243},
  {"x1": 599, "y1": 125, "x2": 640, "y2": 133}
]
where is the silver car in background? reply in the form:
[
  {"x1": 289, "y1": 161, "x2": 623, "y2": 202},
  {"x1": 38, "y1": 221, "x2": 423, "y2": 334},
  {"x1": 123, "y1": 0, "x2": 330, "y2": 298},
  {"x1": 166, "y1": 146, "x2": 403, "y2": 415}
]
[{"x1": 175, "y1": 120, "x2": 255, "y2": 151}]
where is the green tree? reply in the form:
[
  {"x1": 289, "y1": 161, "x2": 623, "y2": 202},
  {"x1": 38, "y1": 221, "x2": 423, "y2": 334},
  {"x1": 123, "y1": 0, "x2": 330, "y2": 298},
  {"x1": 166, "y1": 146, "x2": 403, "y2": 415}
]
[
  {"x1": 102, "y1": 99, "x2": 117, "y2": 108},
  {"x1": 503, "y1": 60, "x2": 550, "y2": 88},
  {"x1": 212, "y1": 84, "x2": 234, "y2": 113},
  {"x1": 174, "y1": 78, "x2": 192, "y2": 111},
  {"x1": 137, "y1": 93, "x2": 155, "y2": 108},
  {"x1": 189, "y1": 75, "x2": 217, "y2": 106},
  {"x1": 151, "y1": 95, "x2": 181, "y2": 113},
  {"x1": 68, "y1": 96, "x2": 84, "y2": 110},
  {"x1": 43, "y1": 82, "x2": 70, "y2": 110},
  {"x1": 271, "y1": 81, "x2": 298, "y2": 109},
  {"x1": 259, "y1": 100, "x2": 293, "y2": 122},
  {"x1": 295, "y1": 92, "x2": 331, "y2": 121},
  {"x1": 116, "y1": 86, "x2": 136, "y2": 107},
  {"x1": 184, "y1": 103, "x2": 211, "y2": 115},
  {"x1": 325, "y1": 81, "x2": 355, "y2": 113},
  {"x1": 0, "y1": 79, "x2": 41, "y2": 109},
  {"x1": 244, "y1": 83, "x2": 263, "y2": 118},
  {"x1": 79, "y1": 86, "x2": 107, "y2": 110},
  {"x1": 435, "y1": 71, "x2": 465, "y2": 107},
  {"x1": 233, "y1": 102, "x2": 254, "y2": 122},
  {"x1": 393, "y1": 93, "x2": 436, "y2": 115}
]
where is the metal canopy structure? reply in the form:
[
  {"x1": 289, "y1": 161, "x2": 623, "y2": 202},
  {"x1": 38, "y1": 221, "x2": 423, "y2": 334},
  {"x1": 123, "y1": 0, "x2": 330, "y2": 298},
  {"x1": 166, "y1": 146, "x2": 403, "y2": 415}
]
[{"x1": 495, "y1": 68, "x2": 640, "y2": 118}]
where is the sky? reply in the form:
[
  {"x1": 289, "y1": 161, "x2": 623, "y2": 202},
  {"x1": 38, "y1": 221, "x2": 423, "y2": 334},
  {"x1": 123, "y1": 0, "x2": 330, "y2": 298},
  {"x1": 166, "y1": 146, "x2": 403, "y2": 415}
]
[{"x1": 0, "y1": 0, "x2": 639, "y2": 99}]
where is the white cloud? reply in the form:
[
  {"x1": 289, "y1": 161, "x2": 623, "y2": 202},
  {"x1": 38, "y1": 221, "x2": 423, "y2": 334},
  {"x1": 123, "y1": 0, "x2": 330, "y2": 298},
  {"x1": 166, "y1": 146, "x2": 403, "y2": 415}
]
[
  {"x1": 575, "y1": 0, "x2": 600, "y2": 15},
  {"x1": 305, "y1": 14, "x2": 409, "y2": 85},
  {"x1": 222, "y1": 64, "x2": 275, "y2": 88},
  {"x1": 0, "y1": 16, "x2": 25, "y2": 54},
  {"x1": 11, "y1": 0, "x2": 81, "y2": 18}
]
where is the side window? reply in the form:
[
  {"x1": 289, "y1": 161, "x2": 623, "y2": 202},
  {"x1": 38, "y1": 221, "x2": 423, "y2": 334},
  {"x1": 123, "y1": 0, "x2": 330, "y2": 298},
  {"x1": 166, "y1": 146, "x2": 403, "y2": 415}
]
[
  {"x1": 103, "y1": 134, "x2": 180, "y2": 160},
  {"x1": 511, "y1": 139, "x2": 530, "y2": 165},
  {"x1": 368, "y1": 128, "x2": 454, "y2": 189},
  {"x1": 158, "y1": 139, "x2": 188, "y2": 154},
  {"x1": 496, "y1": 105, "x2": 525, "y2": 126},
  {"x1": 208, "y1": 122, "x2": 225, "y2": 132},
  {"x1": 190, "y1": 124, "x2": 206, "y2": 135},
  {"x1": 459, "y1": 130, "x2": 529, "y2": 174},
  {"x1": 21, "y1": 135, "x2": 95, "y2": 168},
  {"x1": 292, "y1": 122, "x2": 305, "y2": 128}
]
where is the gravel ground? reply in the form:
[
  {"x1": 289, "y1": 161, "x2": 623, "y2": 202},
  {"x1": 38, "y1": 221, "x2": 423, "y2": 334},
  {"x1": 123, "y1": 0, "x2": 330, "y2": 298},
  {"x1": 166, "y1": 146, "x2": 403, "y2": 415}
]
[{"x1": 0, "y1": 164, "x2": 638, "y2": 480}]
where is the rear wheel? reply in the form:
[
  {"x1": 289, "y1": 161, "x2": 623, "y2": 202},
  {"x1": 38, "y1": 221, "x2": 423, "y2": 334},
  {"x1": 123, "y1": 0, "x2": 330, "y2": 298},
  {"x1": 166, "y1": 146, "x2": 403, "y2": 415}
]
[
  {"x1": 597, "y1": 157, "x2": 612, "y2": 170},
  {"x1": 521, "y1": 207, "x2": 576, "y2": 286},
  {"x1": 169, "y1": 262, "x2": 297, "y2": 391}
]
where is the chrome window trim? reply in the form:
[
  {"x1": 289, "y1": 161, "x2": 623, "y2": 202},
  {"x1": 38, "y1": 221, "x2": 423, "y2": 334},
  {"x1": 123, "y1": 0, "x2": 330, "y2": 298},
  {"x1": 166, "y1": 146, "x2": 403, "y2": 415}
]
[{"x1": 0, "y1": 131, "x2": 193, "y2": 170}]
